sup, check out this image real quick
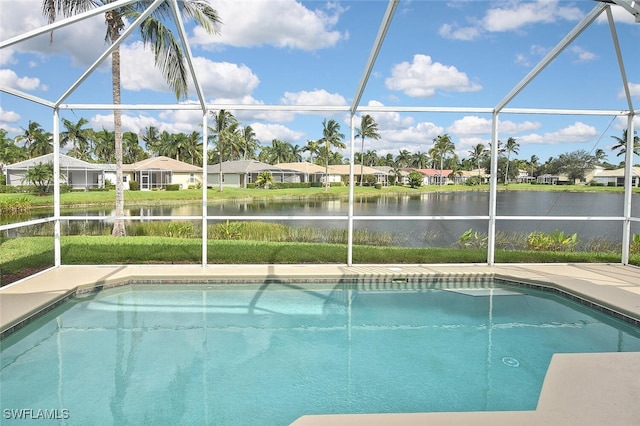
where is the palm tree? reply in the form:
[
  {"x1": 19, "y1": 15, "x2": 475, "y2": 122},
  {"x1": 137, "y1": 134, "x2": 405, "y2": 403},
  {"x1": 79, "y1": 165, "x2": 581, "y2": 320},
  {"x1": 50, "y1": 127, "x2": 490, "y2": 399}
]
[
  {"x1": 255, "y1": 171, "x2": 274, "y2": 189},
  {"x1": 611, "y1": 129, "x2": 640, "y2": 158},
  {"x1": 141, "y1": 126, "x2": 161, "y2": 154},
  {"x1": 60, "y1": 117, "x2": 92, "y2": 160},
  {"x1": 43, "y1": 0, "x2": 221, "y2": 236},
  {"x1": 395, "y1": 149, "x2": 412, "y2": 168},
  {"x1": 93, "y1": 128, "x2": 116, "y2": 163},
  {"x1": 503, "y1": 137, "x2": 520, "y2": 184},
  {"x1": 468, "y1": 143, "x2": 489, "y2": 177},
  {"x1": 182, "y1": 131, "x2": 203, "y2": 166},
  {"x1": 410, "y1": 151, "x2": 430, "y2": 169},
  {"x1": 16, "y1": 121, "x2": 52, "y2": 158},
  {"x1": 355, "y1": 114, "x2": 380, "y2": 186},
  {"x1": 0, "y1": 130, "x2": 27, "y2": 174},
  {"x1": 319, "y1": 119, "x2": 345, "y2": 191},
  {"x1": 240, "y1": 125, "x2": 259, "y2": 160},
  {"x1": 290, "y1": 144, "x2": 303, "y2": 162},
  {"x1": 122, "y1": 131, "x2": 147, "y2": 164},
  {"x1": 209, "y1": 110, "x2": 237, "y2": 192},
  {"x1": 593, "y1": 149, "x2": 607, "y2": 165},
  {"x1": 430, "y1": 134, "x2": 455, "y2": 186},
  {"x1": 302, "y1": 139, "x2": 321, "y2": 164},
  {"x1": 268, "y1": 139, "x2": 292, "y2": 164},
  {"x1": 24, "y1": 162, "x2": 54, "y2": 195}
]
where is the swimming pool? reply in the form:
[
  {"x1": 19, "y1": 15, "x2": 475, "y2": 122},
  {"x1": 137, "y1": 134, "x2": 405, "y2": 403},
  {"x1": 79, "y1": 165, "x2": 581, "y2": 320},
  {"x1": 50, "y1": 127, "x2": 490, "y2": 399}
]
[{"x1": 1, "y1": 280, "x2": 639, "y2": 425}]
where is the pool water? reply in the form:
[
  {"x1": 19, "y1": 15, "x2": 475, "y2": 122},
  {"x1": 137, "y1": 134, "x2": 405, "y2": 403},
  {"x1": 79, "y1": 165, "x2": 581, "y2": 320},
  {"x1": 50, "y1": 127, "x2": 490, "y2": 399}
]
[{"x1": 1, "y1": 282, "x2": 639, "y2": 425}]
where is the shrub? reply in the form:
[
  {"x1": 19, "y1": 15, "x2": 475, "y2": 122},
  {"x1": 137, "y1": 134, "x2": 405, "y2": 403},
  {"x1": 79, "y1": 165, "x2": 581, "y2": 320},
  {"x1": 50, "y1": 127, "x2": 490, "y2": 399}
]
[
  {"x1": 465, "y1": 176, "x2": 482, "y2": 186},
  {"x1": 165, "y1": 184, "x2": 180, "y2": 191},
  {"x1": 129, "y1": 180, "x2": 140, "y2": 191},
  {"x1": 457, "y1": 229, "x2": 488, "y2": 249},
  {"x1": 374, "y1": 183, "x2": 382, "y2": 190},
  {"x1": 631, "y1": 234, "x2": 640, "y2": 255},
  {"x1": 407, "y1": 171, "x2": 423, "y2": 188},
  {"x1": 527, "y1": 229, "x2": 579, "y2": 252}
]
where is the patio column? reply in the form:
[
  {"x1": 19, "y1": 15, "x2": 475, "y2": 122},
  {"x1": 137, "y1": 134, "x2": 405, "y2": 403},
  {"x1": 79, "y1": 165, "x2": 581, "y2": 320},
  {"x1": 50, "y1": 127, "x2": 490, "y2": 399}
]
[
  {"x1": 53, "y1": 109, "x2": 61, "y2": 267},
  {"x1": 621, "y1": 113, "x2": 635, "y2": 265},
  {"x1": 487, "y1": 111, "x2": 499, "y2": 265},
  {"x1": 201, "y1": 113, "x2": 208, "y2": 267},
  {"x1": 347, "y1": 113, "x2": 356, "y2": 266}
]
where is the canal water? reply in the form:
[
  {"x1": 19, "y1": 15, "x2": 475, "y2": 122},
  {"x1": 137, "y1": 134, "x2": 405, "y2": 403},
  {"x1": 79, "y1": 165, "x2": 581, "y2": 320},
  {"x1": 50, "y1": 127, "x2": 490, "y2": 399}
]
[{"x1": 5, "y1": 191, "x2": 640, "y2": 247}]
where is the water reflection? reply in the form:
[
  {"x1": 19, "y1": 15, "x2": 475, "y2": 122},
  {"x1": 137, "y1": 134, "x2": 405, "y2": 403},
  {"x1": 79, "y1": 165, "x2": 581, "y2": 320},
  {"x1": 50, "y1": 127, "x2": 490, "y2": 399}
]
[{"x1": 3, "y1": 192, "x2": 639, "y2": 248}]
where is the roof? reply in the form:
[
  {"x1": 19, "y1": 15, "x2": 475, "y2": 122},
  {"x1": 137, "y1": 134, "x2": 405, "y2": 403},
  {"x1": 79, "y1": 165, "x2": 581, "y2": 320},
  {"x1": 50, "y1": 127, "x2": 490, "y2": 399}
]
[
  {"x1": 125, "y1": 156, "x2": 201, "y2": 172},
  {"x1": 595, "y1": 167, "x2": 640, "y2": 178},
  {"x1": 413, "y1": 168, "x2": 453, "y2": 176},
  {"x1": 206, "y1": 160, "x2": 282, "y2": 174},
  {"x1": 6, "y1": 153, "x2": 104, "y2": 170},
  {"x1": 373, "y1": 166, "x2": 409, "y2": 176},
  {"x1": 327, "y1": 164, "x2": 386, "y2": 175},
  {"x1": 277, "y1": 162, "x2": 326, "y2": 174}
]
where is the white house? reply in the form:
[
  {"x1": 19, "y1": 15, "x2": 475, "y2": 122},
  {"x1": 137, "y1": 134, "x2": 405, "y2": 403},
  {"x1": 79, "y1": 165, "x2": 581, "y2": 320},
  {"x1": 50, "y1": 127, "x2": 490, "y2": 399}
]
[
  {"x1": 592, "y1": 167, "x2": 640, "y2": 187},
  {"x1": 124, "y1": 156, "x2": 202, "y2": 190},
  {"x1": 207, "y1": 160, "x2": 302, "y2": 188},
  {"x1": 4, "y1": 153, "x2": 106, "y2": 189}
]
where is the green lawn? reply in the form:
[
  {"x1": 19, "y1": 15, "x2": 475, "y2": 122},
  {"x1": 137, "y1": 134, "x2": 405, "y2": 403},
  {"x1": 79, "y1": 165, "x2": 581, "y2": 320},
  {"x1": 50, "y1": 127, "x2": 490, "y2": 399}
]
[{"x1": 1, "y1": 235, "x2": 635, "y2": 287}]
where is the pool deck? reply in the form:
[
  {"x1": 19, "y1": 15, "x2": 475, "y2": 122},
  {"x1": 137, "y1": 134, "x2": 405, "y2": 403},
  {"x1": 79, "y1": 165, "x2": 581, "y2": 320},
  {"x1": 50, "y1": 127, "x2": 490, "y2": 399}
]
[{"x1": 1, "y1": 263, "x2": 640, "y2": 425}]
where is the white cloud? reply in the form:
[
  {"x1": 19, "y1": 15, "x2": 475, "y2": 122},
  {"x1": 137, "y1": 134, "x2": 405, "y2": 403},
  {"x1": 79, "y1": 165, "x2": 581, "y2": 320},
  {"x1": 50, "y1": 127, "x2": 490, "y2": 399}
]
[
  {"x1": 120, "y1": 43, "x2": 261, "y2": 100},
  {"x1": 570, "y1": 46, "x2": 597, "y2": 63},
  {"x1": 483, "y1": 0, "x2": 582, "y2": 33},
  {"x1": 438, "y1": 23, "x2": 481, "y2": 41},
  {"x1": 618, "y1": 82, "x2": 640, "y2": 99},
  {"x1": 0, "y1": 107, "x2": 21, "y2": 123},
  {"x1": 281, "y1": 89, "x2": 347, "y2": 106},
  {"x1": 250, "y1": 122, "x2": 304, "y2": 143},
  {"x1": 385, "y1": 54, "x2": 482, "y2": 98},
  {"x1": 447, "y1": 116, "x2": 542, "y2": 138},
  {"x1": 518, "y1": 121, "x2": 598, "y2": 145},
  {"x1": 0, "y1": 69, "x2": 47, "y2": 91},
  {"x1": 381, "y1": 121, "x2": 444, "y2": 144},
  {"x1": 191, "y1": 0, "x2": 347, "y2": 51},
  {"x1": 440, "y1": 0, "x2": 583, "y2": 41}
]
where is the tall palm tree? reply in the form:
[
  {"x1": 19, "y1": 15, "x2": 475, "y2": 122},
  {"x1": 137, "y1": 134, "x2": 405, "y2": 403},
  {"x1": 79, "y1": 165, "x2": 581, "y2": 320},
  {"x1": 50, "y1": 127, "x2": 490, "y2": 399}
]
[
  {"x1": 141, "y1": 126, "x2": 160, "y2": 154},
  {"x1": 429, "y1": 134, "x2": 455, "y2": 186},
  {"x1": 93, "y1": 128, "x2": 116, "y2": 163},
  {"x1": 355, "y1": 114, "x2": 380, "y2": 186},
  {"x1": 269, "y1": 139, "x2": 292, "y2": 164},
  {"x1": 503, "y1": 137, "x2": 520, "y2": 184},
  {"x1": 319, "y1": 119, "x2": 345, "y2": 191},
  {"x1": 0, "y1": 130, "x2": 27, "y2": 173},
  {"x1": 302, "y1": 139, "x2": 320, "y2": 164},
  {"x1": 611, "y1": 129, "x2": 640, "y2": 158},
  {"x1": 16, "y1": 121, "x2": 53, "y2": 158},
  {"x1": 209, "y1": 110, "x2": 237, "y2": 192},
  {"x1": 395, "y1": 149, "x2": 412, "y2": 168},
  {"x1": 410, "y1": 151, "x2": 430, "y2": 169},
  {"x1": 43, "y1": 0, "x2": 221, "y2": 236},
  {"x1": 122, "y1": 131, "x2": 147, "y2": 163},
  {"x1": 60, "y1": 117, "x2": 92, "y2": 160},
  {"x1": 240, "y1": 125, "x2": 259, "y2": 160},
  {"x1": 183, "y1": 131, "x2": 203, "y2": 166},
  {"x1": 468, "y1": 143, "x2": 489, "y2": 177}
]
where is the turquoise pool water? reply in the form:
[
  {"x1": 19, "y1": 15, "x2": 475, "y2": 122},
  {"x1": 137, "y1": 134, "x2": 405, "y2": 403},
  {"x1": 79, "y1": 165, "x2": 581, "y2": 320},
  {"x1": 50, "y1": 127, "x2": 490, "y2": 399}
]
[{"x1": 2, "y1": 281, "x2": 639, "y2": 425}]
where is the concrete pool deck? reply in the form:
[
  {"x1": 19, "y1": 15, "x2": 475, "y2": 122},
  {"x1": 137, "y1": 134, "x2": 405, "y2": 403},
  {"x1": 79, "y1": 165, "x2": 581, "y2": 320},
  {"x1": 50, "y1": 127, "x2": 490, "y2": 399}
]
[{"x1": 1, "y1": 263, "x2": 640, "y2": 425}]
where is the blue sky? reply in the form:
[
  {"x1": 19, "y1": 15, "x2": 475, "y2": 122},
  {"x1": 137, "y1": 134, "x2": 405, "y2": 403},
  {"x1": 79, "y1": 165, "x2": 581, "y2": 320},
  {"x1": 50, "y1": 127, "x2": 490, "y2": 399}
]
[{"x1": 0, "y1": 0, "x2": 638, "y2": 164}]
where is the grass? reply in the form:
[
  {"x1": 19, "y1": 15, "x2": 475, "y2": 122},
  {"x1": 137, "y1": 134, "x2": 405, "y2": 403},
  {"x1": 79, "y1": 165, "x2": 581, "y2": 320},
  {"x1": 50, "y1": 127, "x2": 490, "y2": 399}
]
[{"x1": 1, "y1": 235, "x2": 636, "y2": 287}]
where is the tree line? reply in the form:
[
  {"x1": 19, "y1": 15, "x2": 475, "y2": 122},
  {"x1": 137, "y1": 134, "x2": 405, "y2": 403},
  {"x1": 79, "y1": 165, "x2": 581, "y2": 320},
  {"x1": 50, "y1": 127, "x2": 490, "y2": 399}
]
[{"x1": 1, "y1": 114, "x2": 638, "y2": 185}]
